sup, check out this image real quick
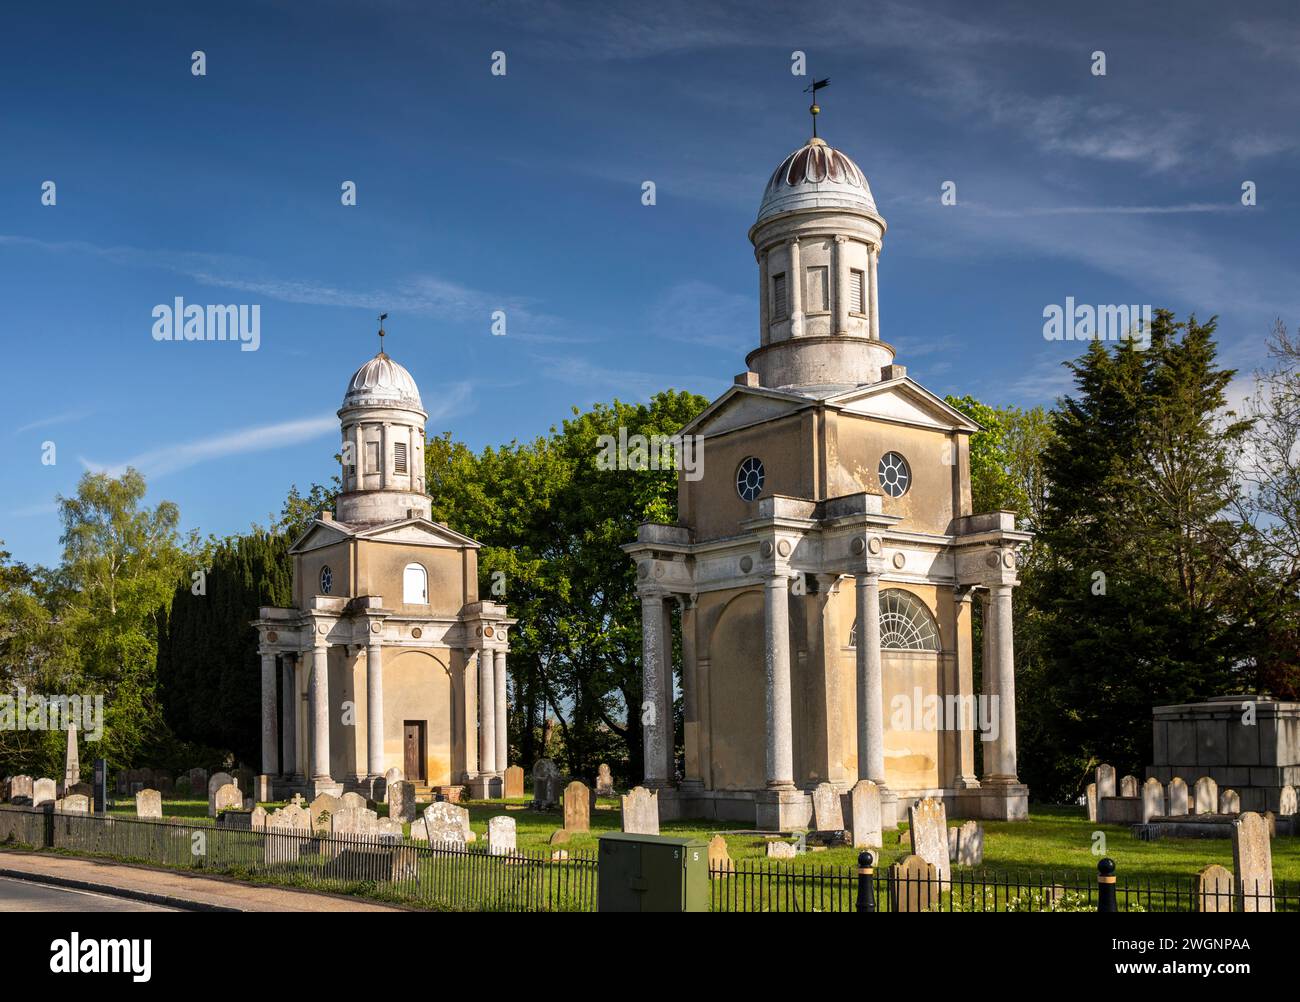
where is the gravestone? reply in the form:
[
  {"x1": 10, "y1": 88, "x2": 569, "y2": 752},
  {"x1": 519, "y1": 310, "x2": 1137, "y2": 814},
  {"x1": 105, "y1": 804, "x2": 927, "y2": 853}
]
[
  {"x1": 1219, "y1": 789, "x2": 1241, "y2": 814},
  {"x1": 1195, "y1": 864, "x2": 1234, "y2": 913},
  {"x1": 849, "y1": 780, "x2": 882, "y2": 849},
  {"x1": 251, "y1": 805, "x2": 267, "y2": 829},
  {"x1": 10, "y1": 775, "x2": 33, "y2": 804},
  {"x1": 207, "y1": 772, "x2": 235, "y2": 817},
  {"x1": 1085, "y1": 782, "x2": 1097, "y2": 822},
  {"x1": 388, "y1": 781, "x2": 417, "y2": 823},
  {"x1": 595, "y1": 764, "x2": 615, "y2": 797},
  {"x1": 135, "y1": 789, "x2": 162, "y2": 819},
  {"x1": 1142, "y1": 777, "x2": 1165, "y2": 822},
  {"x1": 376, "y1": 817, "x2": 404, "y2": 838},
  {"x1": 57, "y1": 794, "x2": 90, "y2": 813},
  {"x1": 765, "y1": 840, "x2": 796, "y2": 859},
  {"x1": 421, "y1": 802, "x2": 468, "y2": 845},
  {"x1": 708, "y1": 835, "x2": 734, "y2": 875},
  {"x1": 332, "y1": 807, "x2": 378, "y2": 837},
  {"x1": 907, "y1": 797, "x2": 950, "y2": 882},
  {"x1": 309, "y1": 793, "x2": 343, "y2": 833},
  {"x1": 340, "y1": 792, "x2": 367, "y2": 811},
  {"x1": 1168, "y1": 777, "x2": 1189, "y2": 816},
  {"x1": 33, "y1": 778, "x2": 56, "y2": 807},
  {"x1": 67, "y1": 782, "x2": 92, "y2": 799},
  {"x1": 563, "y1": 781, "x2": 590, "y2": 833},
  {"x1": 382, "y1": 767, "x2": 403, "y2": 802},
  {"x1": 892, "y1": 855, "x2": 938, "y2": 912},
  {"x1": 620, "y1": 786, "x2": 660, "y2": 835},
  {"x1": 955, "y1": 820, "x2": 984, "y2": 866},
  {"x1": 214, "y1": 783, "x2": 242, "y2": 814},
  {"x1": 1120, "y1": 775, "x2": 1139, "y2": 798},
  {"x1": 531, "y1": 759, "x2": 561, "y2": 808},
  {"x1": 1193, "y1": 776, "x2": 1218, "y2": 815},
  {"x1": 549, "y1": 828, "x2": 570, "y2": 846},
  {"x1": 1095, "y1": 764, "x2": 1116, "y2": 800},
  {"x1": 253, "y1": 775, "x2": 273, "y2": 802},
  {"x1": 1232, "y1": 811, "x2": 1273, "y2": 913},
  {"x1": 811, "y1": 781, "x2": 844, "y2": 831},
  {"x1": 504, "y1": 765, "x2": 525, "y2": 798},
  {"x1": 64, "y1": 725, "x2": 80, "y2": 788},
  {"x1": 1279, "y1": 785, "x2": 1297, "y2": 817},
  {"x1": 947, "y1": 826, "x2": 958, "y2": 862},
  {"x1": 265, "y1": 804, "x2": 311, "y2": 865},
  {"x1": 487, "y1": 816, "x2": 517, "y2": 856}
]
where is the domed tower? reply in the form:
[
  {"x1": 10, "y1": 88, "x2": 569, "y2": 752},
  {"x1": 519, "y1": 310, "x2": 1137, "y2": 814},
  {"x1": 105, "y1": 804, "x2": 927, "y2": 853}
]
[
  {"x1": 335, "y1": 349, "x2": 431, "y2": 524},
  {"x1": 747, "y1": 136, "x2": 893, "y2": 391}
]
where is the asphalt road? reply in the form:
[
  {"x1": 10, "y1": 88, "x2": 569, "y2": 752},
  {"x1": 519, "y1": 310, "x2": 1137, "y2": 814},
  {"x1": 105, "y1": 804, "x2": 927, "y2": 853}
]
[{"x1": 0, "y1": 875, "x2": 177, "y2": 912}]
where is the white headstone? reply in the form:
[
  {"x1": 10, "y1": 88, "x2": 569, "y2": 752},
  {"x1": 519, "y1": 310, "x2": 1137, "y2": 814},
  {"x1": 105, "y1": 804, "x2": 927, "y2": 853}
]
[
  {"x1": 849, "y1": 779, "x2": 882, "y2": 849},
  {"x1": 1095, "y1": 764, "x2": 1116, "y2": 800},
  {"x1": 1232, "y1": 812, "x2": 1273, "y2": 913},
  {"x1": 1167, "y1": 777, "x2": 1188, "y2": 816},
  {"x1": 487, "y1": 815, "x2": 517, "y2": 856},
  {"x1": 135, "y1": 788, "x2": 162, "y2": 819},
  {"x1": 1142, "y1": 777, "x2": 1165, "y2": 822},
  {"x1": 620, "y1": 786, "x2": 659, "y2": 835},
  {"x1": 811, "y1": 781, "x2": 845, "y2": 831},
  {"x1": 907, "y1": 797, "x2": 950, "y2": 883},
  {"x1": 1193, "y1": 776, "x2": 1218, "y2": 815}
]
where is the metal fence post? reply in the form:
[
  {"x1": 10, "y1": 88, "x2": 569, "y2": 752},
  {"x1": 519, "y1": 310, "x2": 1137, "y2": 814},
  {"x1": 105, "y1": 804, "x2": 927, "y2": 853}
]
[
  {"x1": 1097, "y1": 857, "x2": 1117, "y2": 913},
  {"x1": 856, "y1": 850, "x2": 876, "y2": 912}
]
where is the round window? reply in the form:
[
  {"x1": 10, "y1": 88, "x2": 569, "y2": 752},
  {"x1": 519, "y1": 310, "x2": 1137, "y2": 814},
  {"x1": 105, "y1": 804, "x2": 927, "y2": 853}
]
[
  {"x1": 319, "y1": 565, "x2": 333, "y2": 594},
  {"x1": 736, "y1": 457, "x2": 765, "y2": 501},
  {"x1": 878, "y1": 452, "x2": 911, "y2": 498}
]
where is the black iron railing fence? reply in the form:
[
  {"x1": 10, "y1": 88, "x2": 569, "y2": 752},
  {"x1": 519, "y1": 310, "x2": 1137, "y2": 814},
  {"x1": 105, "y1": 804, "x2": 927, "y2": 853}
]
[{"x1": 2, "y1": 806, "x2": 1293, "y2": 913}]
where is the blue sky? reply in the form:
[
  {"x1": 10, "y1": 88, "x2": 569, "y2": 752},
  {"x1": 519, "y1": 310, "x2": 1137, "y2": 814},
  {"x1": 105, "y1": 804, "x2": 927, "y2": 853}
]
[{"x1": 3, "y1": 0, "x2": 1298, "y2": 566}]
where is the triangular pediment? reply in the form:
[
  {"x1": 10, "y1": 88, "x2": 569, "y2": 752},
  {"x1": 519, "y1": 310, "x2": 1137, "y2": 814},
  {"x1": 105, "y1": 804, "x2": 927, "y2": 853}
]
[
  {"x1": 288, "y1": 520, "x2": 353, "y2": 555},
  {"x1": 680, "y1": 385, "x2": 813, "y2": 438},
  {"x1": 355, "y1": 518, "x2": 481, "y2": 549},
  {"x1": 828, "y1": 378, "x2": 980, "y2": 433}
]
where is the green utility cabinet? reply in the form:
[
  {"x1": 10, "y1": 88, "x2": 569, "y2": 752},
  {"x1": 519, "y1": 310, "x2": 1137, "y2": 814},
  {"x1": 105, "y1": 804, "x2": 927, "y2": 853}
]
[{"x1": 597, "y1": 832, "x2": 709, "y2": 912}]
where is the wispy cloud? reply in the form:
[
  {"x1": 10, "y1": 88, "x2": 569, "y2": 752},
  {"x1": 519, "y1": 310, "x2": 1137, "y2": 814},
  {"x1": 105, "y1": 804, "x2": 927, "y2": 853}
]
[
  {"x1": 651, "y1": 281, "x2": 752, "y2": 353},
  {"x1": 13, "y1": 409, "x2": 92, "y2": 435}
]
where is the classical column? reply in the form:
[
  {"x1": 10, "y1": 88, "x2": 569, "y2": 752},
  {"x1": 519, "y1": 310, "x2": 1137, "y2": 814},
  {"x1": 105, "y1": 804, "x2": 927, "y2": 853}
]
[
  {"x1": 680, "y1": 596, "x2": 703, "y2": 789},
  {"x1": 868, "y1": 244, "x2": 880, "y2": 340},
  {"x1": 763, "y1": 574, "x2": 795, "y2": 789},
  {"x1": 260, "y1": 651, "x2": 280, "y2": 776},
  {"x1": 380, "y1": 421, "x2": 390, "y2": 489},
  {"x1": 659, "y1": 599, "x2": 677, "y2": 782},
  {"x1": 366, "y1": 639, "x2": 384, "y2": 779},
  {"x1": 833, "y1": 235, "x2": 849, "y2": 334},
  {"x1": 478, "y1": 649, "x2": 496, "y2": 775},
  {"x1": 991, "y1": 583, "x2": 1018, "y2": 780},
  {"x1": 280, "y1": 655, "x2": 297, "y2": 777},
  {"x1": 640, "y1": 595, "x2": 668, "y2": 787},
  {"x1": 855, "y1": 572, "x2": 886, "y2": 784},
  {"x1": 494, "y1": 649, "x2": 508, "y2": 774},
  {"x1": 980, "y1": 591, "x2": 1001, "y2": 781},
  {"x1": 758, "y1": 248, "x2": 770, "y2": 344},
  {"x1": 310, "y1": 639, "x2": 331, "y2": 780},
  {"x1": 788, "y1": 238, "x2": 803, "y2": 335}
]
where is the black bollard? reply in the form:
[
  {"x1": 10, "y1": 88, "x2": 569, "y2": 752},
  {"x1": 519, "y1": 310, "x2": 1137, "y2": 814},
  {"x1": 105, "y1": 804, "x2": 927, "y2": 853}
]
[
  {"x1": 1097, "y1": 857, "x2": 1118, "y2": 912},
  {"x1": 856, "y1": 850, "x2": 876, "y2": 912}
]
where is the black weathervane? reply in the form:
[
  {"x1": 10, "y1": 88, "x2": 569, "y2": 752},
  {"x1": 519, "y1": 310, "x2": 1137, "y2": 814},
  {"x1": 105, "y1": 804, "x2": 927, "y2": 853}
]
[
  {"x1": 804, "y1": 77, "x2": 830, "y2": 138},
  {"x1": 378, "y1": 312, "x2": 388, "y2": 354}
]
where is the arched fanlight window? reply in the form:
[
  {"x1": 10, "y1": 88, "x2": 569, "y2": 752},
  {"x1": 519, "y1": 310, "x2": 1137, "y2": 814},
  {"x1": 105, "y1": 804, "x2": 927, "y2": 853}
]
[
  {"x1": 848, "y1": 589, "x2": 940, "y2": 651},
  {"x1": 402, "y1": 563, "x2": 428, "y2": 604}
]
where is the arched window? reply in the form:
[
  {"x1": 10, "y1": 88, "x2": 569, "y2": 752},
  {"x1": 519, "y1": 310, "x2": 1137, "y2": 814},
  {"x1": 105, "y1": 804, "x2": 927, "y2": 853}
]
[
  {"x1": 848, "y1": 589, "x2": 940, "y2": 651},
  {"x1": 403, "y1": 563, "x2": 428, "y2": 604}
]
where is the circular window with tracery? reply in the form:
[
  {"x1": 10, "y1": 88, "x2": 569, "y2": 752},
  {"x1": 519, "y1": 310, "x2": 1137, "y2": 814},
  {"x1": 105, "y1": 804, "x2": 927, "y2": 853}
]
[
  {"x1": 878, "y1": 451, "x2": 911, "y2": 498},
  {"x1": 319, "y1": 565, "x2": 333, "y2": 594},
  {"x1": 736, "y1": 456, "x2": 765, "y2": 501}
]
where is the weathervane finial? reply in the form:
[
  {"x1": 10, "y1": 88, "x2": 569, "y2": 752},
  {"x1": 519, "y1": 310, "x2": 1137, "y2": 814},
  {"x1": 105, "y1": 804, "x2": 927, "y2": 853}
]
[
  {"x1": 804, "y1": 76, "x2": 830, "y2": 139},
  {"x1": 377, "y1": 312, "x2": 388, "y2": 355}
]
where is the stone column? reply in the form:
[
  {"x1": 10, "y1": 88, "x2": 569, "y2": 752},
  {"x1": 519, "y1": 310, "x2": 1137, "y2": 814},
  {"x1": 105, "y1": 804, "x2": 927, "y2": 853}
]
[
  {"x1": 641, "y1": 595, "x2": 668, "y2": 788},
  {"x1": 855, "y1": 572, "x2": 886, "y2": 784},
  {"x1": 280, "y1": 655, "x2": 297, "y2": 777},
  {"x1": 680, "y1": 597, "x2": 703, "y2": 789},
  {"x1": 868, "y1": 244, "x2": 880, "y2": 340},
  {"x1": 478, "y1": 649, "x2": 496, "y2": 775},
  {"x1": 758, "y1": 248, "x2": 770, "y2": 344},
  {"x1": 494, "y1": 649, "x2": 508, "y2": 774},
  {"x1": 833, "y1": 235, "x2": 849, "y2": 334},
  {"x1": 763, "y1": 575, "x2": 795, "y2": 789},
  {"x1": 260, "y1": 651, "x2": 280, "y2": 776},
  {"x1": 365, "y1": 640, "x2": 384, "y2": 779},
  {"x1": 788, "y1": 238, "x2": 803, "y2": 335},
  {"x1": 980, "y1": 592, "x2": 1001, "y2": 781},
  {"x1": 659, "y1": 599, "x2": 677, "y2": 782},
  {"x1": 991, "y1": 583, "x2": 1018, "y2": 780},
  {"x1": 310, "y1": 639, "x2": 331, "y2": 781},
  {"x1": 380, "y1": 421, "x2": 390, "y2": 489}
]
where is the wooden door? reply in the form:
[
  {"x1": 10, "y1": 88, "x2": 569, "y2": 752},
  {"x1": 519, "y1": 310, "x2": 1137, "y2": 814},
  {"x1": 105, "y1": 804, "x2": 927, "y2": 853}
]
[{"x1": 403, "y1": 722, "x2": 425, "y2": 782}]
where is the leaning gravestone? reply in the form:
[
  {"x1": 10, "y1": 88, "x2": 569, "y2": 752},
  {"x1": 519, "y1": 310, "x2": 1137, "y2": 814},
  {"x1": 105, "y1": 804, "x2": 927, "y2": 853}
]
[
  {"x1": 849, "y1": 779, "x2": 882, "y2": 849},
  {"x1": 811, "y1": 781, "x2": 844, "y2": 831},
  {"x1": 1142, "y1": 777, "x2": 1165, "y2": 822},
  {"x1": 504, "y1": 765, "x2": 525, "y2": 799},
  {"x1": 9, "y1": 775, "x2": 33, "y2": 804},
  {"x1": 1280, "y1": 785, "x2": 1297, "y2": 817},
  {"x1": 1168, "y1": 777, "x2": 1189, "y2": 816},
  {"x1": 56, "y1": 794, "x2": 90, "y2": 813},
  {"x1": 621, "y1": 786, "x2": 660, "y2": 835},
  {"x1": 207, "y1": 772, "x2": 235, "y2": 817},
  {"x1": 563, "y1": 781, "x2": 590, "y2": 833},
  {"x1": 1085, "y1": 783, "x2": 1097, "y2": 822},
  {"x1": 421, "y1": 803, "x2": 468, "y2": 846},
  {"x1": 1219, "y1": 789, "x2": 1241, "y2": 815},
  {"x1": 214, "y1": 783, "x2": 242, "y2": 815},
  {"x1": 382, "y1": 767, "x2": 403, "y2": 802},
  {"x1": 892, "y1": 855, "x2": 938, "y2": 913},
  {"x1": 1193, "y1": 776, "x2": 1218, "y2": 815},
  {"x1": 1232, "y1": 811, "x2": 1273, "y2": 913},
  {"x1": 33, "y1": 778, "x2": 56, "y2": 807},
  {"x1": 955, "y1": 820, "x2": 983, "y2": 866},
  {"x1": 907, "y1": 797, "x2": 950, "y2": 883},
  {"x1": 531, "y1": 759, "x2": 561, "y2": 809},
  {"x1": 135, "y1": 789, "x2": 162, "y2": 819},
  {"x1": 341, "y1": 792, "x2": 368, "y2": 811},
  {"x1": 1095, "y1": 764, "x2": 1116, "y2": 800},
  {"x1": 1120, "y1": 775, "x2": 1139, "y2": 798},
  {"x1": 487, "y1": 816, "x2": 516, "y2": 856},
  {"x1": 309, "y1": 793, "x2": 343, "y2": 833},
  {"x1": 388, "y1": 781, "x2": 417, "y2": 823},
  {"x1": 1196, "y1": 864, "x2": 1234, "y2": 913},
  {"x1": 708, "y1": 834, "x2": 734, "y2": 875},
  {"x1": 595, "y1": 764, "x2": 615, "y2": 797}
]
